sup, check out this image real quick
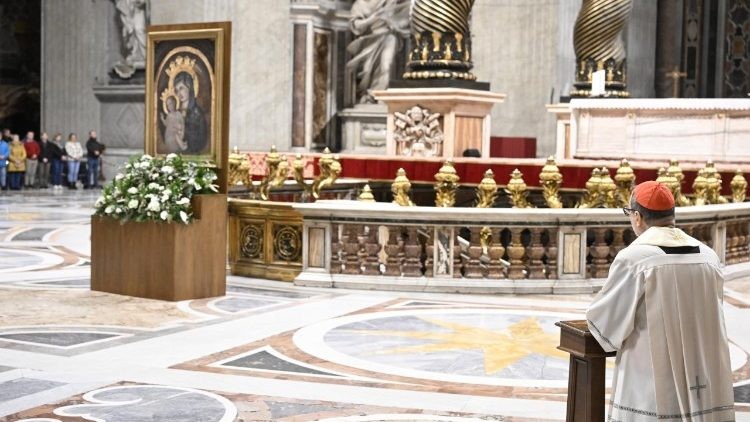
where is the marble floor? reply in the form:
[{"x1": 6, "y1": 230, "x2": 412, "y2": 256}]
[{"x1": 0, "y1": 190, "x2": 749, "y2": 421}]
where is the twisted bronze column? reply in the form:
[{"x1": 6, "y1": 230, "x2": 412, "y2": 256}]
[
  {"x1": 571, "y1": 0, "x2": 632, "y2": 98},
  {"x1": 403, "y1": 0, "x2": 477, "y2": 81}
]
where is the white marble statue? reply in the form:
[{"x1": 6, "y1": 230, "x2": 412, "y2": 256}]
[
  {"x1": 346, "y1": 0, "x2": 410, "y2": 104},
  {"x1": 113, "y1": 0, "x2": 149, "y2": 79},
  {"x1": 394, "y1": 106, "x2": 443, "y2": 157}
]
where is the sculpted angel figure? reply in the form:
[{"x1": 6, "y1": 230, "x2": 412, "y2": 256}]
[{"x1": 394, "y1": 106, "x2": 443, "y2": 157}]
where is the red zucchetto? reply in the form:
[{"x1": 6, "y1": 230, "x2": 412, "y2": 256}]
[{"x1": 633, "y1": 180, "x2": 675, "y2": 211}]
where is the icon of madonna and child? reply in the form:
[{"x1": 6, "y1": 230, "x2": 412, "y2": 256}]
[{"x1": 155, "y1": 52, "x2": 212, "y2": 156}]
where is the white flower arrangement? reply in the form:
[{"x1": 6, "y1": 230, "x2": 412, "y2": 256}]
[{"x1": 94, "y1": 154, "x2": 218, "y2": 224}]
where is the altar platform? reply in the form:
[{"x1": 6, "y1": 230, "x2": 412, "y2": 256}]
[{"x1": 550, "y1": 98, "x2": 750, "y2": 164}]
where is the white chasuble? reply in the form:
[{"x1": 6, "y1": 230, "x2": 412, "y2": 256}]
[{"x1": 586, "y1": 227, "x2": 735, "y2": 421}]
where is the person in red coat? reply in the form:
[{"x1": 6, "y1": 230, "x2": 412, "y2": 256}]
[{"x1": 23, "y1": 131, "x2": 40, "y2": 188}]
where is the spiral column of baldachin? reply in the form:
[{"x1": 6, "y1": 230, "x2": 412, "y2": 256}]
[
  {"x1": 403, "y1": 0, "x2": 477, "y2": 81},
  {"x1": 571, "y1": 0, "x2": 632, "y2": 97}
]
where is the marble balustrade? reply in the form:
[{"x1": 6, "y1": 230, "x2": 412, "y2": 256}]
[{"x1": 284, "y1": 200, "x2": 750, "y2": 294}]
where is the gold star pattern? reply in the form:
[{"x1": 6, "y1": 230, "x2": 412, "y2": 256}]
[{"x1": 347, "y1": 316, "x2": 569, "y2": 375}]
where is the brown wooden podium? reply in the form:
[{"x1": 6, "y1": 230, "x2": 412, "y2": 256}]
[{"x1": 556, "y1": 320, "x2": 616, "y2": 422}]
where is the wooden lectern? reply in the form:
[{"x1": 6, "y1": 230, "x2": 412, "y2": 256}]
[{"x1": 556, "y1": 320, "x2": 616, "y2": 422}]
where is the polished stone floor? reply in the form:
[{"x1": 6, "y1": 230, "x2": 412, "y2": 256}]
[{"x1": 0, "y1": 190, "x2": 749, "y2": 421}]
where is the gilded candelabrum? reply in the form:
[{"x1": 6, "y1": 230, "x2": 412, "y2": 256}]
[
  {"x1": 704, "y1": 161, "x2": 728, "y2": 204},
  {"x1": 655, "y1": 167, "x2": 687, "y2": 207},
  {"x1": 614, "y1": 159, "x2": 636, "y2": 207},
  {"x1": 571, "y1": 0, "x2": 632, "y2": 98},
  {"x1": 731, "y1": 170, "x2": 748, "y2": 203},
  {"x1": 692, "y1": 169, "x2": 709, "y2": 206},
  {"x1": 392, "y1": 168, "x2": 415, "y2": 206},
  {"x1": 259, "y1": 146, "x2": 290, "y2": 200},
  {"x1": 599, "y1": 168, "x2": 618, "y2": 208},
  {"x1": 539, "y1": 156, "x2": 563, "y2": 208},
  {"x1": 227, "y1": 146, "x2": 252, "y2": 188},
  {"x1": 358, "y1": 184, "x2": 376, "y2": 202},
  {"x1": 505, "y1": 168, "x2": 533, "y2": 208},
  {"x1": 666, "y1": 160, "x2": 692, "y2": 206},
  {"x1": 311, "y1": 148, "x2": 342, "y2": 199},
  {"x1": 475, "y1": 169, "x2": 498, "y2": 208},
  {"x1": 292, "y1": 154, "x2": 310, "y2": 195},
  {"x1": 434, "y1": 160, "x2": 460, "y2": 207},
  {"x1": 403, "y1": 0, "x2": 477, "y2": 81},
  {"x1": 578, "y1": 168, "x2": 602, "y2": 208}
]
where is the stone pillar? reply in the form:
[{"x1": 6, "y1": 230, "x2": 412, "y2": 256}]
[
  {"x1": 152, "y1": 0, "x2": 292, "y2": 153},
  {"x1": 626, "y1": 1, "x2": 658, "y2": 98},
  {"x1": 654, "y1": 0, "x2": 684, "y2": 97},
  {"x1": 41, "y1": 0, "x2": 109, "y2": 154},
  {"x1": 571, "y1": 0, "x2": 633, "y2": 98}
]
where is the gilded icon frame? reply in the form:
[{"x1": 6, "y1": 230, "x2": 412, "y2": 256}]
[{"x1": 145, "y1": 22, "x2": 231, "y2": 192}]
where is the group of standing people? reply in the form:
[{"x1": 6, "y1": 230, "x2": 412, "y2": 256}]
[{"x1": 0, "y1": 129, "x2": 105, "y2": 191}]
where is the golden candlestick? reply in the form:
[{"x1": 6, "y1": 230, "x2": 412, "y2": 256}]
[
  {"x1": 665, "y1": 160, "x2": 692, "y2": 206},
  {"x1": 599, "y1": 168, "x2": 618, "y2": 208},
  {"x1": 539, "y1": 156, "x2": 563, "y2": 208},
  {"x1": 435, "y1": 160, "x2": 460, "y2": 207},
  {"x1": 692, "y1": 168, "x2": 709, "y2": 206},
  {"x1": 731, "y1": 169, "x2": 747, "y2": 203},
  {"x1": 505, "y1": 168, "x2": 533, "y2": 209},
  {"x1": 614, "y1": 159, "x2": 636, "y2": 207},
  {"x1": 227, "y1": 147, "x2": 251, "y2": 188},
  {"x1": 311, "y1": 148, "x2": 342, "y2": 199},
  {"x1": 578, "y1": 168, "x2": 602, "y2": 208},
  {"x1": 476, "y1": 169, "x2": 498, "y2": 208},
  {"x1": 392, "y1": 168, "x2": 415, "y2": 207},
  {"x1": 704, "y1": 161, "x2": 728, "y2": 204},
  {"x1": 259, "y1": 146, "x2": 286, "y2": 200},
  {"x1": 358, "y1": 184, "x2": 376, "y2": 202}
]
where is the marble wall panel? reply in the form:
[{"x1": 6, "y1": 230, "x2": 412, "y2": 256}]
[
  {"x1": 472, "y1": 0, "x2": 560, "y2": 158},
  {"x1": 41, "y1": 0, "x2": 111, "y2": 138}
]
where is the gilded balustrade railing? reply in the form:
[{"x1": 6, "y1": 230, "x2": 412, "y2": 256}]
[{"x1": 279, "y1": 200, "x2": 750, "y2": 293}]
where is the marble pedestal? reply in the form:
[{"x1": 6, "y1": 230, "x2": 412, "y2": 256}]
[
  {"x1": 339, "y1": 104, "x2": 388, "y2": 154},
  {"x1": 373, "y1": 88, "x2": 506, "y2": 159},
  {"x1": 559, "y1": 98, "x2": 750, "y2": 163},
  {"x1": 92, "y1": 84, "x2": 145, "y2": 181}
]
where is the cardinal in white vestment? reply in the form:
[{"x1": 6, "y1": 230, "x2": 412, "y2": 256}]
[{"x1": 587, "y1": 181, "x2": 735, "y2": 421}]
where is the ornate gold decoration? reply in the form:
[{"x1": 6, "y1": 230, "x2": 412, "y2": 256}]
[
  {"x1": 665, "y1": 160, "x2": 692, "y2": 206},
  {"x1": 292, "y1": 154, "x2": 309, "y2": 195},
  {"x1": 358, "y1": 184, "x2": 376, "y2": 202},
  {"x1": 599, "y1": 168, "x2": 618, "y2": 208},
  {"x1": 539, "y1": 156, "x2": 563, "y2": 208},
  {"x1": 505, "y1": 168, "x2": 533, "y2": 208},
  {"x1": 731, "y1": 170, "x2": 747, "y2": 203},
  {"x1": 475, "y1": 169, "x2": 498, "y2": 208},
  {"x1": 394, "y1": 106, "x2": 443, "y2": 157},
  {"x1": 273, "y1": 224, "x2": 302, "y2": 262},
  {"x1": 434, "y1": 160, "x2": 460, "y2": 207},
  {"x1": 578, "y1": 168, "x2": 602, "y2": 208},
  {"x1": 705, "y1": 161, "x2": 728, "y2": 204},
  {"x1": 311, "y1": 148, "x2": 342, "y2": 199},
  {"x1": 614, "y1": 159, "x2": 636, "y2": 207},
  {"x1": 571, "y1": 0, "x2": 632, "y2": 98},
  {"x1": 240, "y1": 223, "x2": 263, "y2": 260},
  {"x1": 657, "y1": 167, "x2": 688, "y2": 207},
  {"x1": 227, "y1": 147, "x2": 252, "y2": 188},
  {"x1": 392, "y1": 168, "x2": 415, "y2": 207},
  {"x1": 258, "y1": 146, "x2": 290, "y2": 201},
  {"x1": 692, "y1": 169, "x2": 709, "y2": 206},
  {"x1": 404, "y1": 0, "x2": 477, "y2": 81}
]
